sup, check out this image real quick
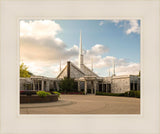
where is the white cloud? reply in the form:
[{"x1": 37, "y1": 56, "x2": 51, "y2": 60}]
[
  {"x1": 86, "y1": 44, "x2": 109, "y2": 55},
  {"x1": 111, "y1": 19, "x2": 140, "y2": 35},
  {"x1": 99, "y1": 21, "x2": 104, "y2": 26},
  {"x1": 126, "y1": 20, "x2": 140, "y2": 35},
  {"x1": 113, "y1": 63, "x2": 140, "y2": 76},
  {"x1": 20, "y1": 20, "x2": 62, "y2": 39},
  {"x1": 20, "y1": 20, "x2": 79, "y2": 64},
  {"x1": 111, "y1": 19, "x2": 122, "y2": 25},
  {"x1": 20, "y1": 20, "x2": 140, "y2": 77},
  {"x1": 20, "y1": 20, "x2": 79, "y2": 77}
]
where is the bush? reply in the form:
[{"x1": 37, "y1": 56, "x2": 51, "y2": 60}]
[
  {"x1": 96, "y1": 92, "x2": 124, "y2": 96},
  {"x1": 36, "y1": 91, "x2": 51, "y2": 97},
  {"x1": 96, "y1": 91, "x2": 140, "y2": 98},
  {"x1": 53, "y1": 91, "x2": 61, "y2": 98},
  {"x1": 124, "y1": 91, "x2": 140, "y2": 98},
  {"x1": 20, "y1": 90, "x2": 37, "y2": 96},
  {"x1": 59, "y1": 77, "x2": 77, "y2": 92},
  {"x1": 134, "y1": 91, "x2": 140, "y2": 98}
]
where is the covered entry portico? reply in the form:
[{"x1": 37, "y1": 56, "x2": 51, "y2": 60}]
[{"x1": 76, "y1": 76, "x2": 102, "y2": 95}]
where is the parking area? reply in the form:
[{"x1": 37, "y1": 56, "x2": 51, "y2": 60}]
[{"x1": 20, "y1": 95, "x2": 140, "y2": 114}]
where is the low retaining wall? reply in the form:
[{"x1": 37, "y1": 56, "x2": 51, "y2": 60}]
[{"x1": 20, "y1": 95, "x2": 58, "y2": 104}]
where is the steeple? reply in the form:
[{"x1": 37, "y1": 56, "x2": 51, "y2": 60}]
[
  {"x1": 108, "y1": 68, "x2": 110, "y2": 77},
  {"x1": 79, "y1": 31, "x2": 83, "y2": 69},
  {"x1": 59, "y1": 58, "x2": 61, "y2": 72},
  {"x1": 112, "y1": 59, "x2": 116, "y2": 76},
  {"x1": 91, "y1": 57, "x2": 93, "y2": 71}
]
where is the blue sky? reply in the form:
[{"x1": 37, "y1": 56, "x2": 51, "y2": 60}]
[
  {"x1": 55, "y1": 20, "x2": 140, "y2": 63},
  {"x1": 20, "y1": 20, "x2": 140, "y2": 77}
]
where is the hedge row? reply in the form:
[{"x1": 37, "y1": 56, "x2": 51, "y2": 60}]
[{"x1": 96, "y1": 90, "x2": 140, "y2": 98}]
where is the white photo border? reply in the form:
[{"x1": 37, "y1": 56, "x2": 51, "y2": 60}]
[{"x1": 0, "y1": 0, "x2": 160, "y2": 134}]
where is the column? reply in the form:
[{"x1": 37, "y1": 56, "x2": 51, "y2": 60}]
[
  {"x1": 33, "y1": 80, "x2": 35, "y2": 90},
  {"x1": 84, "y1": 80, "x2": 87, "y2": 95},
  {"x1": 102, "y1": 81, "x2": 104, "y2": 92},
  {"x1": 41, "y1": 80, "x2": 44, "y2": 91},
  {"x1": 91, "y1": 81, "x2": 93, "y2": 94},
  {"x1": 78, "y1": 81, "x2": 81, "y2": 92},
  {"x1": 106, "y1": 84, "x2": 108, "y2": 93},
  {"x1": 46, "y1": 81, "x2": 50, "y2": 91},
  {"x1": 38, "y1": 80, "x2": 40, "y2": 91},
  {"x1": 94, "y1": 81, "x2": 97, "y2": 95},
  {"x1": 133, "y1": 82, "x2": 135, "y2": 90},
  {"x1": 56, "y1": 81, "x2": 59, "y2": 91}
]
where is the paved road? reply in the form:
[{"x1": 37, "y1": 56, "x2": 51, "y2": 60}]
[{"x1": 20, "y1": 95, "x2": 140, "y2": 114}]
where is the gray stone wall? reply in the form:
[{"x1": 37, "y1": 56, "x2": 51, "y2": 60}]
[
  {"x1": 111, "y1": 76, "x2": 130, "y2": 93},
  {"x1": 20, "y1": 78, "x2": 32, "y2": 90},
  {"x1": 130, "y1": 75, "x2": 140, "y2": 90}
]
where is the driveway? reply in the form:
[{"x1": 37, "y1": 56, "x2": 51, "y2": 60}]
[{"x1": 20, "y1": 94, "x2": 140, "y2": 114}]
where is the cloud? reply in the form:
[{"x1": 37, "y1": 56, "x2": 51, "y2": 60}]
[
  {"x1": 99, "y1": 21, "x2": 104, "y2": 26},
  {"x1": 111, "y1": 20, "x2": 122, "y2": 25},
  {"x1": 113, "y1": 63, "x2": 140, "y2": 76},
  {"x1": 86, "y1": 44, "x2": 109, "y2": 55},
  {"x1": 111, "y1": 19, "x2": 140, "y2": 35},
  {"x1": 20, "y1": 20, "x2": 79, "y2": 64},
  {"x1": 20, "y1": 20, "x2": 140, "y2": 77},
  {"x1": 126, "y1": 20, "x2": 140, "y2": 35},
  {"x1": 20, "y1": 20, "x2": 62, "y2": 38}
]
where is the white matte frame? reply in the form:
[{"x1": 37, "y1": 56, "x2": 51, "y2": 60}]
[{"x1": 0, "y1": 0, "x2": 160, "y2": 134}]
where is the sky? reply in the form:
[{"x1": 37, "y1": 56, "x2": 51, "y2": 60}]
[{"x1": 20, "y1": 20, "x2": 140, "y2": 78}]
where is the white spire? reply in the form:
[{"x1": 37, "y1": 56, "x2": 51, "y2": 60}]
[
  {"x1": 79, "y1": 31, "x2": 82, "y2": 55},
  {"x1": 91, "y1": 57, "x2": 93, "y2": 71},
  {"x1": 112, "y1": 59, "x2": 116, "y2": 76},
  {"x1": 79, "y1": 31, "x2": 83, "y2": 69},
  {"x1": 108, "y1": 68, "x2": 110, "y2": 77},
  {"x1": 59, "y1": 58, "x2": 61, "y2": 72}
]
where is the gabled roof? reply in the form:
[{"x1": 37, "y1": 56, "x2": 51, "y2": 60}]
[
  {"x1": 57, "y1": 61, "x2": 99, "y2": 79},
  {"x1": 80, "y1": 64, "x2": 99, "y2": 77}
]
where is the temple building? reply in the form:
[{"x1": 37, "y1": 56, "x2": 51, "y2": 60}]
[{"x1": 20, "y1": 32, "x2": 140, "y2": 94}]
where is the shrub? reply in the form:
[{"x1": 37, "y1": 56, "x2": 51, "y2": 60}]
[
  {"x1": 20, "y1": 90, "x2": 37, "y2": 96},
  {"x1": 134, "y1": 91, "x2": 140, "y2": 98},
  {"x1": 59, "y1": 77, "x2": 76, "y2": 92},
  {"x1": 124, "y1": 91, "x2": 129, "y2": 97},
  {"x1": 124, "y1": 91, "x2": 140, "y2": 98},
  {"x1": 53, "y1": 91, "x2": 61, "y2": 98},
  {"x1": 36, "y1": 91, "x2": 51, "y2": 97},
  {"x1": 96, "y1": 91, "x2": 140, "y2": 98},
  {"x1": 96, "y1": 92, "x2": 124, "y2": 96}
]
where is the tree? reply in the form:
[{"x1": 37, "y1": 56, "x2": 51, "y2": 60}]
[
  {"x1": 59, "y1": 77, "x2": 77, "y2": 92},
  {"x1": 20, "y1": 63, "x2": 31, "y2": 77},
  {"x1": 138, "y1": 71, "x2": 141, "y2": 77}
]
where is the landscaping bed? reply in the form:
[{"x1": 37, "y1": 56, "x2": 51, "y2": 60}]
[
  {"x1": 20, "y1": 94, "x2": 58, "y2": 104},
  {"x1": 96, "y1": 91, "x2": 140, "y2": 98},
  {"x1": 59, "y1": 91, "x2": 84, "y2": 95}
]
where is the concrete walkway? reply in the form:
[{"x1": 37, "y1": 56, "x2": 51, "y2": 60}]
[{"x1": 20, "y1": 95, "x2": 140, "y2": 114}]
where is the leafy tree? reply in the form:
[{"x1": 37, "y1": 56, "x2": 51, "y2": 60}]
[
  {"x1": 20, "y1": 63, "x2": 32, "y2": 77},
  {"x1": 59, "y1": 77, "x2": 77, "y2": 92},
  {"x1": 139, "y1": 71, "x2": 140, "y2": 76}
]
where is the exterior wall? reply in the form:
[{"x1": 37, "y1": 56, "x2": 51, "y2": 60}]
[
  {"x1": 20, "y1": 77, "x2": 59, "y2": 91},
  {"x1": 130, "y1": 75, "x2": 140, "y2": 91},
  {"x1": 20, "y1": 78, "x2": 32, "y2": 90},
  {"x1": 111, "y1": 76, "x2": 130, "y2": 93}
]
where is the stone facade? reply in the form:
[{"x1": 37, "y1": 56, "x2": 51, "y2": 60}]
[
  {"x1": 20, "y1": 62, "x2": 140, "y2": 94},
  {"x1": 20, "y1": 76, "x2": 59, "y2": 91},
  {"x1": 111, "y1": 76, "x2": 131, "y2": 93},
  {"x1": 20, "y1": 32, "x2": 140, "y2": 94}
]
